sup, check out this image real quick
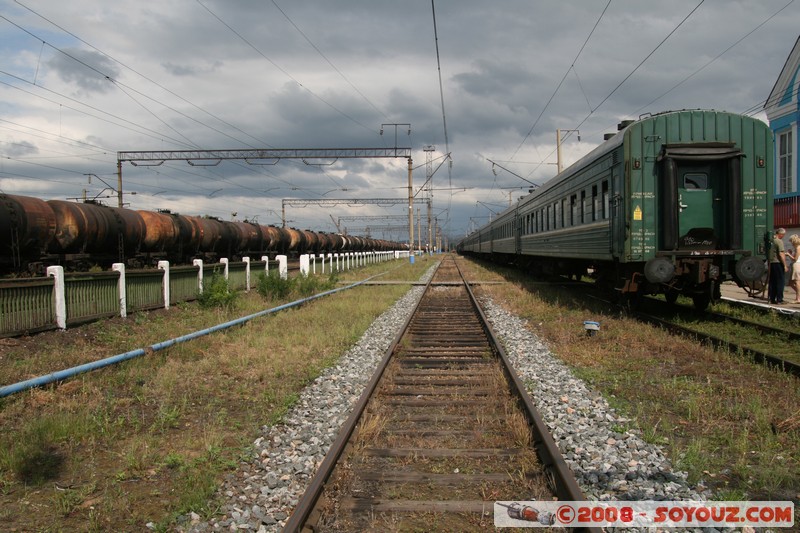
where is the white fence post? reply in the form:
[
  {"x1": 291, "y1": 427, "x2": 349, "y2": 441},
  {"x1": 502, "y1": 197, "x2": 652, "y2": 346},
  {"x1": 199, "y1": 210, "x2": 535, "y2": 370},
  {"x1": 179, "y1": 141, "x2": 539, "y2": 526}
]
[
  {"x1": 193, "y1": 259, "x2": 204, "y2": 294},
  {"x1": 46, "y1": 265, "x2": 66, "y2": 330},
  {"x1": 244, "y1": 257, "x2": 251, "y2": 292},
  {"x1": 220, "y1": 258, "x2": 229, "y2": 280},
  {"x1": 299, "y1": 254, "x2": 310, "y2": 277},
  {"x1": 261, "y1": 256, "x2": 269, "y2": 275},
  {"x1": 277, "y1": 255, "x2": 288, "y2": 280},
  {"x1": 158, "y1": 260, "x2": 170, "y2": 310},
  {"x1": 112, "y1": 263, "x2": 127, "y2": 318}
]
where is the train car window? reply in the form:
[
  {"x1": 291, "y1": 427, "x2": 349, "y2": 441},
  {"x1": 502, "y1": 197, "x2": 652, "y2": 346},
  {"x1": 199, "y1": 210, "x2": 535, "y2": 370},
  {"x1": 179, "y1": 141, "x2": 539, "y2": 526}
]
[
  {"x1": 570, "y1": 195, "x2": 577, "y2": 226},
  {"x1": 602, "y1": 181, "x2": 609, "y2": 219},
  {"x1": 592, "y1": 185, "x2": 598, "y2": 221},
  {"x1": 560, "y1": 199, "x2": 566, "y2": 228},
  {"x1": 553, "y1": 202, "x2": 559, "y2": 229},
  {"x1": 580, "y1": 191, "x2": 586, "y2": 224},
  {"x1": 683, "y1": 173, "x2": 708, "y2": 190},
  {"x1": 546, "y1": 205, "x2": 551, "y2": 231}
]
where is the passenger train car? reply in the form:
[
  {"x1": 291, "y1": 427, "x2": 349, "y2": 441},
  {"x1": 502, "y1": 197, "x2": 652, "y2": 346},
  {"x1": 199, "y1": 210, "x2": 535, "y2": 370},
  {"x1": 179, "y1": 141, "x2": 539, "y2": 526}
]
[
  {"x1": 458, "y1": 110, "x2": 773, "y2": 310},
  {"x1": 0, "y1": 194, "x2": 401, "y2": 275}
]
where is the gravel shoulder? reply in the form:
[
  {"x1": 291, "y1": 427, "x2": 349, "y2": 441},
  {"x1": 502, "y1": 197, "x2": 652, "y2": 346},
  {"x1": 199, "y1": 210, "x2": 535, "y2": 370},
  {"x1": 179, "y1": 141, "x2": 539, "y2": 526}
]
[{"x1": 181, "y1": 261, "x2": 716, "y2": 532}]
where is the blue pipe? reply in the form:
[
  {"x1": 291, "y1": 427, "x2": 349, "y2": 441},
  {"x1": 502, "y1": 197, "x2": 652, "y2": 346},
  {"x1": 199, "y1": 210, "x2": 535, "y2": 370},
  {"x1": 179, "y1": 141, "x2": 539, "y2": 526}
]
[{"x1": 0, "y1": 275, "x2": 381, "y2": 398}]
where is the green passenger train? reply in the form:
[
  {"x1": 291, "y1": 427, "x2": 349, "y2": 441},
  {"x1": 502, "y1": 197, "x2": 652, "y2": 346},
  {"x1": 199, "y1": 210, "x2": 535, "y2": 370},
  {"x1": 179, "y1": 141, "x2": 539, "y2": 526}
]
[{"x1": 458, "y1": 110, "x2": 774, "y2": 310}]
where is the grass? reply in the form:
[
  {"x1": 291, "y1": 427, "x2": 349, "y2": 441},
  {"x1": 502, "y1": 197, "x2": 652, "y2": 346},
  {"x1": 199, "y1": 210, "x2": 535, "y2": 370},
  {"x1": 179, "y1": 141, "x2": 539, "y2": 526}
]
[
  {"x1": 458, "y1": 257, "x2": 800, "y2": 502},
  {"x1": 0, "y1": 257, "x2": 425, "y2": 532}
]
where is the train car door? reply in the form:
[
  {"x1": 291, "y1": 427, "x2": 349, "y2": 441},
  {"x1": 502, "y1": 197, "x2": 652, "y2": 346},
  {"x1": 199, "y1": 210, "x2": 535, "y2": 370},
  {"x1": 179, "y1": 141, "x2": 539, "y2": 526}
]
[
  {"x1": 675, "y1": 162, "x2": 724, "y2": 248},
  {"x1": 611, "y1": 167, "x2": 624, "y2": 257},
  {"x1": 658, "y1": 144, "x2": 742, "y2": 251}
]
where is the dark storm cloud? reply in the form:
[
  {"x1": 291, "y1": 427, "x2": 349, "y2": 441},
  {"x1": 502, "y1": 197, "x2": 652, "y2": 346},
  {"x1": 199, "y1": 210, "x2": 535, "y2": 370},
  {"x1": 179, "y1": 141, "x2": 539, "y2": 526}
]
[
  {"x1": 162, "y1": 61, "x2": 224, "y2": 77},
  {"x1": 46, "y1": 47, "x2": 121, "y2": 94},
  {"x1": 3, "y1": 139, "x2": 37, "y2": 157},
  {"x1": 3, "y1": 0, "x2": 799, "y2": 239}
]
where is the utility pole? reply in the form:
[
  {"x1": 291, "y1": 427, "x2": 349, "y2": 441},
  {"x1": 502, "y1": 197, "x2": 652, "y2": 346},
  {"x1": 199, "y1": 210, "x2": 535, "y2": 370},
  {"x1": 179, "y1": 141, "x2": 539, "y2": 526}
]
[
  {"x1": 556, "y1": 129, "x2": 580, "y2": 174},
  {"x1": 417, "y1": 207, "x2": 421, "y2": 252},
  {"x1": 424, "y1": 146, "x2": 435, "y2": 253},
  {"x1": 116, "y1": 161, "x2": 123, "y2": 208},
  {"x1": 379, "y1": 123, "x2": 413, "y2": 252},
  {"x1": 329, "y1": 214, "x2": 342, "y2": 233},
  {"x1": 408, "y1": 156, "x2": 413, "y2": 252}
]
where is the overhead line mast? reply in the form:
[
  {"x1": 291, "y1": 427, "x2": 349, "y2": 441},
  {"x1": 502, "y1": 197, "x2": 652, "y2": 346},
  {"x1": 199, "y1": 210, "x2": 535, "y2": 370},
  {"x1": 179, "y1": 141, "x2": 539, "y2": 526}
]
[{"x1": 118, "y1": 144, "x2": 415, "y2": 247}]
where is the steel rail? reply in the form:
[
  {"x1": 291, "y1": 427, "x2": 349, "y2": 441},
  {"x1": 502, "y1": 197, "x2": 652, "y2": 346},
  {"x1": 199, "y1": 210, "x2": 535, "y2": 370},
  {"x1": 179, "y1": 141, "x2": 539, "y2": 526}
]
[
  {"x1": 568, "y1": 281, "x2": 800, "y2": 379},
  {"x1": 284, "y1": 257, "x2": 599, "y2": 532},
  {"x1": 455, "y1": 260, "x2": 592, "y2": 505},
  {"x1": 281, "y1": 259, "x2": 441, "y2": 531},
  {"x1": 633, "y1": 310, "x2": 800, "y2": 378}
]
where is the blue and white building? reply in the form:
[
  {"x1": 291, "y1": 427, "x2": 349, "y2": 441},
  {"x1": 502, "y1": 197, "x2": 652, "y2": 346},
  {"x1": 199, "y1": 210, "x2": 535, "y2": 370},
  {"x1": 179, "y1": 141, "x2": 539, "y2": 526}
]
[{"x1": 765, "y1": 36, "x2": 800, "y2": 229}]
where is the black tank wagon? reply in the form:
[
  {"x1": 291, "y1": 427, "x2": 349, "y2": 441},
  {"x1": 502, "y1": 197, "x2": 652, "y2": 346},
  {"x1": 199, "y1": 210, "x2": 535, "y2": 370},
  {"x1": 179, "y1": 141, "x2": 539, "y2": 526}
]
[{"x1": 0, "y1": 194, "x2": 402, "y2": 275}]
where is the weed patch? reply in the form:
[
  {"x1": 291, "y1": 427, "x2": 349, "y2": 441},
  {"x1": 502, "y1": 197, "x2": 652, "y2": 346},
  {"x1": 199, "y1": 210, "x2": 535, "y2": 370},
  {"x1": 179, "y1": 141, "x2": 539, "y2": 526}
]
[
  {"x1": 197, "y1": 272, "x2": 239, "y2": 310},
  {"x1": 0, "y1": 260, "x2": 420, "y2": 531},
  {"x1": 467, "y1": 256, "x2": 800, "y2": 501}
]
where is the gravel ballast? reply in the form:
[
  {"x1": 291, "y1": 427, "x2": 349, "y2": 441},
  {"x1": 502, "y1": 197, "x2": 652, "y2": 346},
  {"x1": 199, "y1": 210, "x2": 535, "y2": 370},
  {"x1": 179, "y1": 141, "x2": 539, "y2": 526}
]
[{"x1": 179, "y1": 264, "x2": 706, "y2": 532}]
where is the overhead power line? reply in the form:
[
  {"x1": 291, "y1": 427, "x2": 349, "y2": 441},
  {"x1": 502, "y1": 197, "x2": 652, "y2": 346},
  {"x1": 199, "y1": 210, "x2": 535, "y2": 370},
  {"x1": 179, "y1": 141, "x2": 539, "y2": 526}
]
[
  {"x1": 633, "y1": 0, "x2": 794, "y2": 116},
  {"x1": 14, "y1": 0, "x2": 274, "y2": 149},
  {"x1": 269, "y1": 0, "x2": 388, "y2": 121},
  {"x1": 525, "y1": 0, "x2": 706, "y2": 180},
  {"x1": 196, "y1": 0, "x2": 376, "y2": 135},
  {"x1": 509, "y1": 0, "x2": 611, "y2": 162},
  {"x1": 587, "y1": 0, "x2": 706, "y2": 118}
]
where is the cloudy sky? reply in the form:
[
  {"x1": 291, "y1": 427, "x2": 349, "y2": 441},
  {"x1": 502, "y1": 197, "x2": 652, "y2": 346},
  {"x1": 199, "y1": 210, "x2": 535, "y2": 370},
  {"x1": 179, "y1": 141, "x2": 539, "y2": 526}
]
[{"x1": 1, "y1": 0, "x2": 798, "y2": 245}]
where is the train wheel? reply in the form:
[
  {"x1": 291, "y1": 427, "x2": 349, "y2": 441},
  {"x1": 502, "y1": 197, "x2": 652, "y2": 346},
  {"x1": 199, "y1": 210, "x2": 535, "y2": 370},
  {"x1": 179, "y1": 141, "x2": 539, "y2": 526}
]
[
  {"x1": 665, "y1": 288, "x2": 679, "y2": 304},
  {"x1": 692, "y1": 292, "x2": 711, "y2": 311}
]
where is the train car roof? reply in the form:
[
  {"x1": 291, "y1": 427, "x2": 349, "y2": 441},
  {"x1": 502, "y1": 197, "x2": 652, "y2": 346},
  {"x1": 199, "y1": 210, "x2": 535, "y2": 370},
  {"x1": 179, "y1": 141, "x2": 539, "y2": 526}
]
[{"x1": 461, "y1": 109, "x2": 744, "y2": 241}]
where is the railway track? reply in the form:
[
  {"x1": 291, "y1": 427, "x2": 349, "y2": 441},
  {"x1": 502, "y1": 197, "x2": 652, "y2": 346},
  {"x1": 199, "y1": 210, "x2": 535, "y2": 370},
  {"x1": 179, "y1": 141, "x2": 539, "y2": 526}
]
[
  {"x1": 634, "y1": 297, "x2": 800, "y2": 378},
  {"x1": 632, "y1": 311, "x2": 800, "y2": 378},
  {"x1": 283, "y1": 256, "x2": 593, "y2": 532},
  {"x1": 549, "y1": 276, "x2": 800, "y2": 378}
]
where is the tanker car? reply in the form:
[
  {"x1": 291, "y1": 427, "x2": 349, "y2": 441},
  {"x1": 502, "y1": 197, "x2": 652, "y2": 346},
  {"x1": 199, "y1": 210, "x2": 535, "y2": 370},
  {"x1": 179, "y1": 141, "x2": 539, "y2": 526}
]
[
  {"x1": 0, "y1": 194, "x2": 400, "y2": 275},
  {"x1": 458, "y1": 110, "x2": 773, "y2": 310}
]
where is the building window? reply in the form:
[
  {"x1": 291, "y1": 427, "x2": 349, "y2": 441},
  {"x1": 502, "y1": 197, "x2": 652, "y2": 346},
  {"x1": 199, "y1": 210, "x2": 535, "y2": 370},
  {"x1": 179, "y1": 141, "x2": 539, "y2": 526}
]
[{"x1": 779, "y1": 129, "x2": 793, "y2": 194}]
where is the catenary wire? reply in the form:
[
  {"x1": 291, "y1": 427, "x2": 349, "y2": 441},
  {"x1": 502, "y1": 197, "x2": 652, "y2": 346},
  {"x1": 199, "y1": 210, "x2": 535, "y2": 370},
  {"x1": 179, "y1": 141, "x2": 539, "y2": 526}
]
[
  {"x1": 196, "y1": 0, "x2": 377, "y2": 136},
  {"x1": 524, "y1": 0, "x2": 706, "y2": 180}
]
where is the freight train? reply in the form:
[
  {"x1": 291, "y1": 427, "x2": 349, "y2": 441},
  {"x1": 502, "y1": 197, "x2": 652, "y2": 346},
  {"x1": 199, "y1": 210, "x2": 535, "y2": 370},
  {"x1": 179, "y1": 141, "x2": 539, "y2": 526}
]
[
  {"x1": 458, "y1": 110, "x2": 774, "y2": 310},
  {"x1": 0, "y1": 193, "x2": 402, "y2": 275}
]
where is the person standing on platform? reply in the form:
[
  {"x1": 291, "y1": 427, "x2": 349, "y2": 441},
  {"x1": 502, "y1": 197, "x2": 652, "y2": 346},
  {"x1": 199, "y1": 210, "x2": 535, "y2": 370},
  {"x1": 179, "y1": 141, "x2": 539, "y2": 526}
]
[
  {"x1": 767, "y1": 228, "x2": 788, "y2": 304},
  {"x1": 786, "y1": 234, "x2": 800, "y2": 304}
]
